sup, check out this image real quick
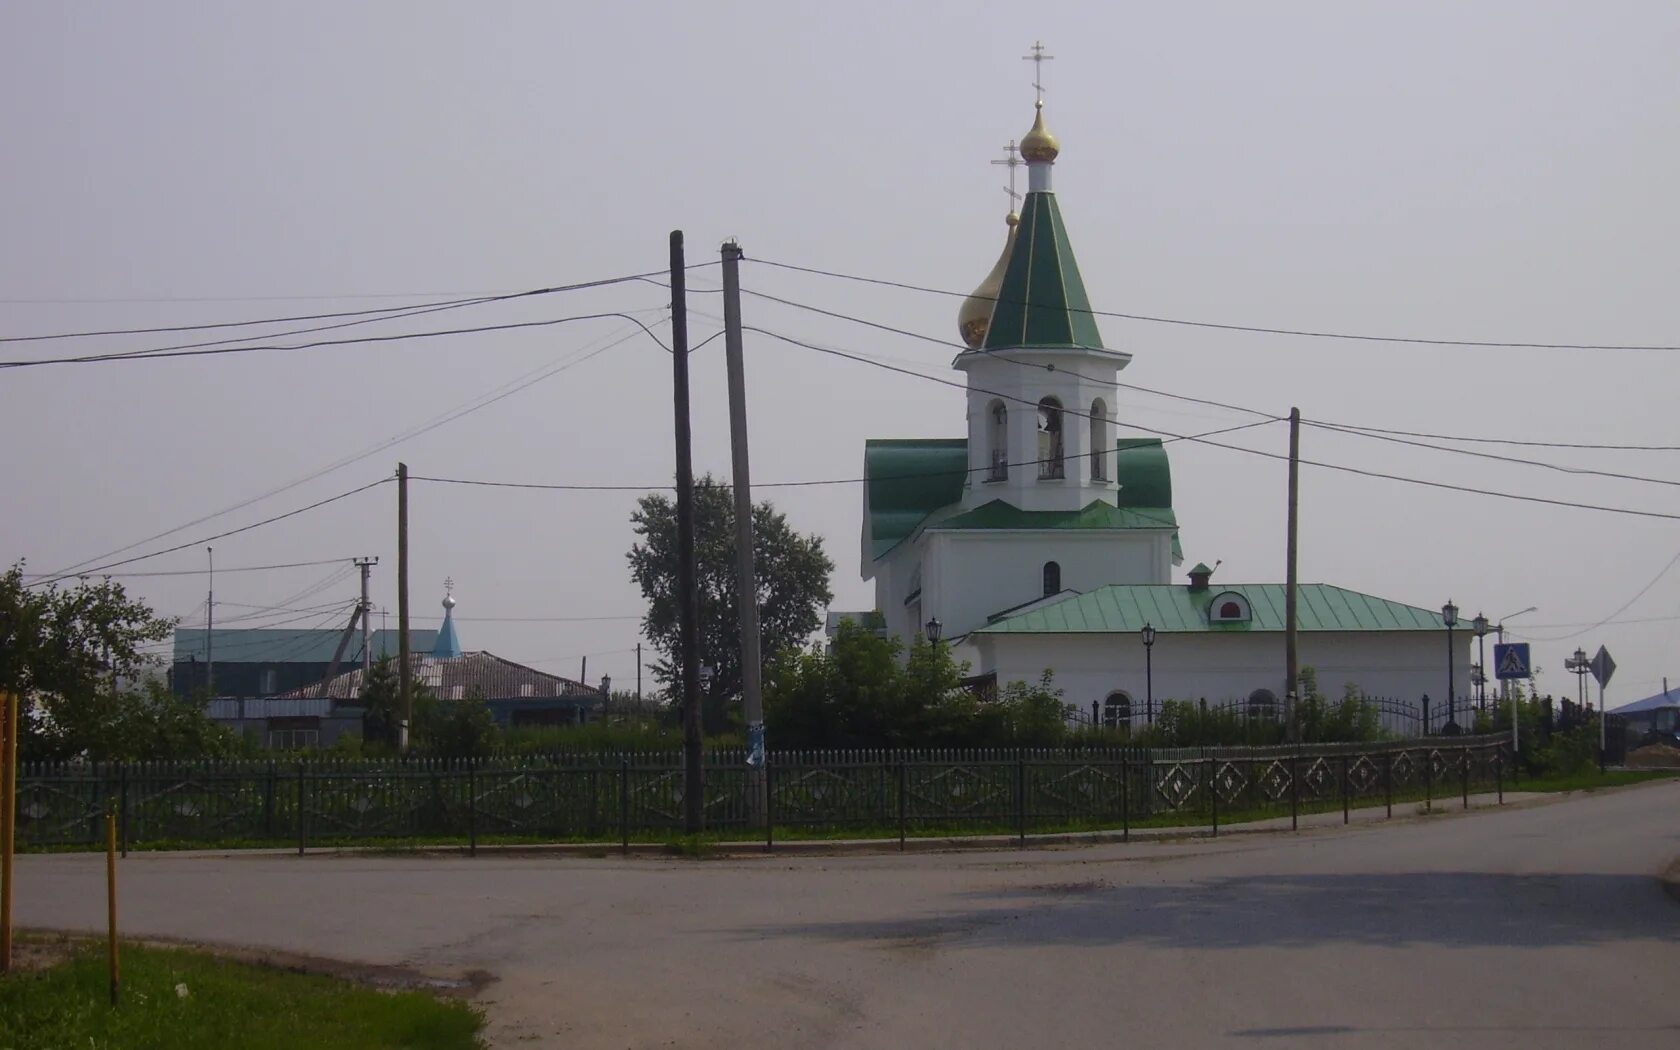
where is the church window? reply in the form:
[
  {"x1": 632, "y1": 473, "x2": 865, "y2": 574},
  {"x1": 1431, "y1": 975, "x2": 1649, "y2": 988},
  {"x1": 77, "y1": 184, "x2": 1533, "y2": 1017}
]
[
  {"x1": 1089, "y1": 398, "x2": 1109, "y2": 481},
  {"x1": 1037, "y1": 397, "x2": 1064, "y2": 479},
  {"x1": 988, "y1": 401, "x2": 1009, "y2": 480},
  {"x1": 1104, "y1": 692, "x2": 1132, "y2": 730},
  {"x1": 1220, "y1": 601, "x2": 1242, "y2": 619},
  {"x1": 1043, "y1": 560, "x2": 1061, "y2": 596},
  {"x1": 1209, "y1": 591, "x2": 1252, "y2": 623},
  {"x1": 1247, "y1": 689, "x2": 1278, "y2": 721}
]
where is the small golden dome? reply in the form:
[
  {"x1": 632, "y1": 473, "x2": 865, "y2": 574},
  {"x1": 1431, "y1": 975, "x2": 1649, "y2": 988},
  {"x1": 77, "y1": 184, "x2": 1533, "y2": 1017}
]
[
  {"x1": 1019, "y1": 101, "x2": 1060, "y2": 163},
  {"x1": 957, "y1": 215, "x2": 1020, "y2": 349}
]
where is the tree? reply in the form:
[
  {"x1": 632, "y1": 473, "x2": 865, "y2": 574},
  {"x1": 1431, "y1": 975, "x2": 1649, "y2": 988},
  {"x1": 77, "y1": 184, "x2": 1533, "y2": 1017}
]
[
  {"x1": 418, "y1": 686, "x2": 499, "y2": 759},
  {"x1": 358, "y1": 655, "x2": 404, "y2": 751},
  {"x1": 627, "y1": 476, "x2": 834, "y2": 733},
  {"x1": 1, "y1": 561, "x2": 182, "y2": 760}
]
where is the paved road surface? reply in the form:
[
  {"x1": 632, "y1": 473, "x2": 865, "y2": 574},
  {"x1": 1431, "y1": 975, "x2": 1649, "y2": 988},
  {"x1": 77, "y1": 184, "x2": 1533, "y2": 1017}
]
[{"x1": 18, "y1": 781, "x2": 1680, "y2": 1049}]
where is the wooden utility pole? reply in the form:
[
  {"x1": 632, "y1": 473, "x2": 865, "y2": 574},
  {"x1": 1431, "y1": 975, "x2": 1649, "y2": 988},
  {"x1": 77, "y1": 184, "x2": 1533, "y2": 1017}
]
[
  {"x1": 205, "y1": 546, "x2": 214, "y2": 697},
  {"x1": 1, "y1": 690, "x2": 16, "y2": 973},
  {"x1": 721, "y1": 240, "x2": 767, "y2": 823},
  {"x1": 670, "y1": 230, "x2": 705, "y2": 834},
  {"x1": 397, "y1": 463, "x2": 412, "y2": 750},
  {"x1": 1285, "y1": 407, "x2": 1301, "y2": 743}
]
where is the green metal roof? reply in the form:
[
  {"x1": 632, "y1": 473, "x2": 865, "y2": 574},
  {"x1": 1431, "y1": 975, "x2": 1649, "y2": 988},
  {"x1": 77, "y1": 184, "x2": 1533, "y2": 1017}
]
[
  {"x1": 863, "y1": 439, "x2": 967, "y2": 560},
  {"x1": 172, "y1": 628, "x2": 437, "y2": 664},
  {"x1": 863, "y1": 436, "x2": 1181, "y2": 562},
  {"x1": 980, "y1": 190, "x2": 1104, "y2": 351},
  {"x1": 930, "y1": 499, "x2": 1177, "y2": 533},
  {"x1": 975, "y1": 584, "x2": 1448, "y2": 635}
]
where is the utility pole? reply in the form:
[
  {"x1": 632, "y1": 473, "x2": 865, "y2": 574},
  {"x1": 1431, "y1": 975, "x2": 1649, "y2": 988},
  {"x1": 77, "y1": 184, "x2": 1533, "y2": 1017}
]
[
  {"x1": 354, "y1": 557, "x2": 378, "y2": 678},
  {"x1": 721, "y1": 240, "x2": 767, "y2": 823},
  {"x1": 1284, "y1": 407, "x2": 1300, "y2": 744},
  {"x1": 671, "y1": 230, "x2": 705, "y2": 834},
  {"x1": 205, "y1": 546, "x2": 215, "y2": 697},
  {"x1": 636, "y1": 642, "x2": 642, "y2": 703},
  {"x1": 580, "y1": 655, "x2": 588, "y2": 687},
  {"x1": 397, "y1": 462, "x2": 412, "y2": 751}
]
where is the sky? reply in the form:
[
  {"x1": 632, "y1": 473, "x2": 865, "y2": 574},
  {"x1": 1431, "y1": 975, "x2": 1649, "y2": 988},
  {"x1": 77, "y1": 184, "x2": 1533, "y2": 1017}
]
[{"x1": 2, "y1": 1, "x2": 1677, "y2": 707}]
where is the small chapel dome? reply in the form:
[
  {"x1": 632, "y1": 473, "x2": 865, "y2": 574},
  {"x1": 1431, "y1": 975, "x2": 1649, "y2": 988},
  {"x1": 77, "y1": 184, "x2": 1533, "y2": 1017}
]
[
  {"x1": 1019, "y1": 101, "x2": 1060, "y2": 163},
  {"x1": 957, "y1": 213, "x2": 1020, "y2": 348}
]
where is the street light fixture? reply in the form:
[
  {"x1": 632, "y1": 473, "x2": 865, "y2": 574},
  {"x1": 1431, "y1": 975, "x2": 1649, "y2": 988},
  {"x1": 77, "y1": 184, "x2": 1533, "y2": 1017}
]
[
  {"x1": 1570, "y1": 647, "x2": 1589, "y2": 711},
  {"x1": 925, "y1": 617, "x2": 942, "y2": 644},
  {"x1": 1471, "y1": 612, "x2": 1490, "y2": 712},
  {"x1": 1441, "y1": 600, "x2": 1459, "y2": 734},
  {"x1": 1140, "y1": 623, "x2": 1157, "y2": 726}
]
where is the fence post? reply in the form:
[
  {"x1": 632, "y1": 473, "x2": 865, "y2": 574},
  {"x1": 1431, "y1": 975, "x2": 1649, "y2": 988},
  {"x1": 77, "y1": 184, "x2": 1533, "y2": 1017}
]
[
  {"x1": 1384, "y1": 749, "x2": 1393, "y2": 819},
  {"x1": 118, "y1": 765, "x2": 129, "y2": 858},
  {"x1": 467, "y1": 761, "x2": 477, "y2": 858},
  {"x1": 619, "y1": 757, "x2": 630, "y2": 856},
  {"x1": 1496, "y1": 747, "x2": 1504, "y2": 804},
  {"x1": 764, "y1": 759, "x2": 774, "y2": 854},
  {"x1": 1120, "y1": 752, "x2": 1130, "y2": 843},
  {"x1": 1016, "y1": 753, "x2": 1026, "y2": 848},
  {"x1": 1209, "y1": 757, "x2": 1218, "y2": 838},
  {"x1": 296, "y1": 763, "x2": 306, "y2": 857},
  {"x1": 1290, "y1": 750, "x2": 1299, "y2": 831},
  {"x1": 1425, "y1": 748, "x2": 1433, "y2": 814},
  {"x1": 1341, "y1": 753, "x2": 1349, "y2": 825},
  {"x1": 264, "y1": 761, "x2": 276, "y2": 839},
  {"x1": 1461, "y1": 748, "x2": 1470, "y2": 810},
  {"x1": 897, "y1": 759, "x2": 907, "y2": 852}
]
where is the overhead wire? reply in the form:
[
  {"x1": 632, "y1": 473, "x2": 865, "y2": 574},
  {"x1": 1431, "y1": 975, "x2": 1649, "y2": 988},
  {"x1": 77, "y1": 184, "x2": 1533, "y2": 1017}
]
[{"x1": 750, "y1": 257, "x2": 1680, "y2": 352}]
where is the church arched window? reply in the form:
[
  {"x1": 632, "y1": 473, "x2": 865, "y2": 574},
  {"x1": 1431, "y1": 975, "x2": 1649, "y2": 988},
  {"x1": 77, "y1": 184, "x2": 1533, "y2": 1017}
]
[
  {"x1": 1043, "y1": 560, "x2": 1061, "y2": 595},
  {"x1": 1089, "y1": 398, "x2": 1109, "y2": 481},
  {"x1": 1038, "y1": 397, "x2": 1064, "y2": 479},
  {"x1": 1104, "y1": 691, "x2": 1132, "y2": 730},
  {"x1": 1247, "y1": 689, "x2": 1278, "y2": 721},
  {"x1": 988, "y1": 400, "x2": 1008, "y2": 480}
]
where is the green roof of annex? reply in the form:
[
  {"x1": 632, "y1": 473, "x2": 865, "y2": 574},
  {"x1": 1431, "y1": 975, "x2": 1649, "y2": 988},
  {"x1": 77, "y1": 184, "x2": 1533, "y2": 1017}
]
[{"x1": 975, "y1": 584, "x2": 1449, "y2": 635}]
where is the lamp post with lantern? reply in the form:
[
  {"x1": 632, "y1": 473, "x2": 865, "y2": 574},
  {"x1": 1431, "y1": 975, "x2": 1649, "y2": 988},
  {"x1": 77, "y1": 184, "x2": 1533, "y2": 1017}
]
[
  {"x1": 1140, "y1": 623, "x2": 1156, "y2": 726},
  {"x1": 1442, "y1": 600, "x2": 1459, "y2": 734},
  {"x1": 925, "y1": 617, "x2": 942, "y2": 646},
  {"x1": 1471, "y1": 611, "x2": 1489, "y2": 712}
]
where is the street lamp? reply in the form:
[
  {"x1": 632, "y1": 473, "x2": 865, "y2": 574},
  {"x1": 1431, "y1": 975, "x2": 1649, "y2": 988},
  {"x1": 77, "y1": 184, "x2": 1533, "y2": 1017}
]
[
  {"x1": 1471, "y1": 612, "x2": 1489, "y2": 712},
  {"x1": 925, "y1": 617, "x2": 942, "y2": 645},
  {"x1": 1570, "y1": 647, "x2": 1589, "y2": 712},
  {"x1": 1140, "y1": 623, "x2": 1156, "y2": 726},
  {"x1": 1442, "y1": 600, "x2": 1459, "y2": 734}
]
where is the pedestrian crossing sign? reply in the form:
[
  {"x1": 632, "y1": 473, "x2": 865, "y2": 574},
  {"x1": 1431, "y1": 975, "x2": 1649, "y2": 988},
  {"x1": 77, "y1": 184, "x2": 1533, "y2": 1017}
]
[{"x1": 1493, "y1": 642, "x2": 1531, "y2": 680}]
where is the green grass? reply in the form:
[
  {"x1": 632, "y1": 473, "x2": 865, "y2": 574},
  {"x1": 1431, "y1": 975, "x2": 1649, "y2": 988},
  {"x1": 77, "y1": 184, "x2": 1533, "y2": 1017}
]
[
  {"x1": 0, "y1": 944, "x2": 483, "y2": 1050},
  {"x1": 1509, "y1": 768, "x2": 1673, "y2": 793}
]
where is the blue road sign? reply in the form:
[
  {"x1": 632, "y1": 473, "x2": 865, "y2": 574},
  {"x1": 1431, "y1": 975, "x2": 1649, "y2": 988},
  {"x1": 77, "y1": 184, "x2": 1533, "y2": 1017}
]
[{"x1": 1494, "y1": 642, "x2": 1532, "y2": 680}]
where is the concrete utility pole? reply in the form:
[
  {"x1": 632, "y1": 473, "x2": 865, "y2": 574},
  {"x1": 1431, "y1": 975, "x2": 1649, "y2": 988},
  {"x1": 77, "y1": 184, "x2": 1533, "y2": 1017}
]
[
  {"x1": 721, "y1": 240, "x2": 767, "y2": 823},
  {"x1": 635, "y1": 642, "x2": 642, "y2": 703},
  {"x1": 1284, "y1": 407, "x2": 1300, "y2": 743},
  {"x1": 355, "y1": 557, "x2": 378, "y2": 678},
  {"x1": 397, "y1": 463, "x2": 412, "y2": 750},
  {"x1": 670, "y1": 231, "x2": 705, "y2": 834},
  {"x1": 205, "y1": 546, "x2": 215, "y2": 697}
]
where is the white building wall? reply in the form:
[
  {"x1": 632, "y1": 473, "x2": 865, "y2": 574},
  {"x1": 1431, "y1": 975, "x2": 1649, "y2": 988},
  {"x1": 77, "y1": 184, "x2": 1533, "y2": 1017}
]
[
  {"x1": 922, "y1": 529, "x2": 1172, "y2": 642},
  {"x1": 976, "y1": 630, "x2": 1473, "y2": 717}
]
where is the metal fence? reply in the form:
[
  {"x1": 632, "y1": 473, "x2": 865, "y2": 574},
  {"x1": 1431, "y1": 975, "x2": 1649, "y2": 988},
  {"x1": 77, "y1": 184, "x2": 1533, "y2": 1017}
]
[{"x1": 14, "y1": 736, "x2": 1511, "y2": 852}]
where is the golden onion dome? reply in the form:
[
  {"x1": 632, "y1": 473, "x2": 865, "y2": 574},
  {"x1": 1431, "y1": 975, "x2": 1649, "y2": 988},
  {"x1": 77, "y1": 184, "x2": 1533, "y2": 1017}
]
[
  {"x1": 1019, "y1": 100, "x2": 1060, "y2": 163},
  {"x1": 957, "y1": 214, "x2": 1020, "y2": 349}
]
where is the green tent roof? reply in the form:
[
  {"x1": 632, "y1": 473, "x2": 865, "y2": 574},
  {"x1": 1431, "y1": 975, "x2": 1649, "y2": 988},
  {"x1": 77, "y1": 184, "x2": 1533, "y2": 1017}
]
[
  {"x1": 980, "y1": 190, "x2": 1104, "y2": 351},
  {"x1": 975, "y1": 584, "x2": 1447, "y2": 635}
]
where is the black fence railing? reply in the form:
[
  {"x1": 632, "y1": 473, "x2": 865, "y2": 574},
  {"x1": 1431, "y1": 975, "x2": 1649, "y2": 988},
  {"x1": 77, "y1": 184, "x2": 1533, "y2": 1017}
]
[{"x1": 14, "y1": 737, "x2": 1511, "y2": 851}]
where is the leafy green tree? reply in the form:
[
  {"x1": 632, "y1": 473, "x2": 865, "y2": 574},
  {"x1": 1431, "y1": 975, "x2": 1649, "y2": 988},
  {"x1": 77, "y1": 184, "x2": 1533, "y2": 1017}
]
[
  {"x1": 358, "y1": 655, "x2": 403, "y2": 750},
  {"x1": 627, "y1": 475, "x2": 834, "y2": 733},
  {"x1": 1, "y1": 562, "x2": 184, "y2": 760},
  {"x1": 419, "y1": 686, "x2": 499, "y2": 759}
]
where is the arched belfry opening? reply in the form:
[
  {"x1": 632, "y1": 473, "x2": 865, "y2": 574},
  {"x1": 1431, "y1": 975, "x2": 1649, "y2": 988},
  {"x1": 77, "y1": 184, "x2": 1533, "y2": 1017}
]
[{"x1": 1037, "y1": 397, "x2": 1064, "y2": 479}]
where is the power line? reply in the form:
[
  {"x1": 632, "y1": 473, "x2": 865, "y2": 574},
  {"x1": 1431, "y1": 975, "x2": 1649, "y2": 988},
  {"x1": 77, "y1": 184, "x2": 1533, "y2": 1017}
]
[
  {"x1": 0, "y1": 309, "x2": 672, "y2": 369},
  {"x1": 1517, "y1": 548, "x2": 1680, "y2": 643},
  {"x1": 1303, "y1": 420, "x2": 1680, "y2": 489},
  {"x1": 750, "y1": 257, "x2": 1680, "y2": 353},
  {"x1": 39, "y1": 314, "x2": 669, "y2": 580},
  {"x1": 22, "y1": 557, "x2": 355, "y2": 579},
  {"x1": 0, "y1": 263, "x2": 717, "y2": 344},
  {"x1": 748, "y1": 324, "x2": 1680, "y2": 523},
  {"x1": 27, "y1": 477, "x2": 392, "y2": 588},
  {"x1": 1300, "y1": 420, "x2": 1680, "y2": 453}
]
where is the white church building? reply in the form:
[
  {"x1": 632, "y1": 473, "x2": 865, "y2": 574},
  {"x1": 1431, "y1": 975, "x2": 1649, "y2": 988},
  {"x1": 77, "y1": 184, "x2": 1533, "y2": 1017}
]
[{"x1": 846, "y1": 98, "x2": 1471, "y2": 728}]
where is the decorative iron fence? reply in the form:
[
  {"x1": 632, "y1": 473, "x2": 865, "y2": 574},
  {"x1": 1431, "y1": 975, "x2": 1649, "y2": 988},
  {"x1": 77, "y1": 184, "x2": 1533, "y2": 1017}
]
[{"x1": 14, "y1": 736, "x2": 1511, "y2": 851}]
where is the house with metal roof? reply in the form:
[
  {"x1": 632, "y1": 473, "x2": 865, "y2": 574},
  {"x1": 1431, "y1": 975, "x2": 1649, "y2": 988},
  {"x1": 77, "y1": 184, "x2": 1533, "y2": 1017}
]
[
  {"x1": 172, "y1": 626, "x2": 438, "y2": 700},
  {"x1": 845, "y1": 97, "x2": 1470, "y2": 727}
]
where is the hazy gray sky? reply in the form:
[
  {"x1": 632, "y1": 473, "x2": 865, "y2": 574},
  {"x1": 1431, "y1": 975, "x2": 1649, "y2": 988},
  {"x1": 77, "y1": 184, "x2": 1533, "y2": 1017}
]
[{"x1": 3, "y1": 2, "x2": 1676, "y2": 704}]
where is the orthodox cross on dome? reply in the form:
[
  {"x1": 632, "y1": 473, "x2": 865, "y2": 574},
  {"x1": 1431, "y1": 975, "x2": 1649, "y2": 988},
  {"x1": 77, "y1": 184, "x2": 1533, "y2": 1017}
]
[
  {"x1": 1022, "y1": 40, "x2": 1054, "y2": 104},
  {"x1": 991, "y1": 140, "x2": 1022, "y2": 215}
]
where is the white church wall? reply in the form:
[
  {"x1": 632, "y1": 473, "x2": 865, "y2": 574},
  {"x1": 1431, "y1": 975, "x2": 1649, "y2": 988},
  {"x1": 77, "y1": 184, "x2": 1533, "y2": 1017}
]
[
  {"x1": 979, "y1": 631, "x2": 1473, "y2": 717},
  {"x1": 926, "y1": 530, "x2": 1172, "y2": 640}
]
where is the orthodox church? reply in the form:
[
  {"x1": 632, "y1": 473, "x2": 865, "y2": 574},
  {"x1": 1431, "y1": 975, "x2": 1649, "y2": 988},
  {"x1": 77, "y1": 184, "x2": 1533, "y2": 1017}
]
[{"x1": 850, "y1": 97, "x2": 1470, "y2": 727}]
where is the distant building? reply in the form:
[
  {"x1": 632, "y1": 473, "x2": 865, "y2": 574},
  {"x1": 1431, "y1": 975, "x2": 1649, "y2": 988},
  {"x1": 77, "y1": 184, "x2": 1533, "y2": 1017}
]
[{"x1": 172, "y1": 627, "x2": 437, "y2": 699}]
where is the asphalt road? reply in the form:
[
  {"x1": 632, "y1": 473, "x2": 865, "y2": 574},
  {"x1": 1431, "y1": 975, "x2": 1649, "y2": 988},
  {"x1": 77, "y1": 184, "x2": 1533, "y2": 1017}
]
[{"x1": 17, "y1": 780, "x2": 1680, "y2": 1049}]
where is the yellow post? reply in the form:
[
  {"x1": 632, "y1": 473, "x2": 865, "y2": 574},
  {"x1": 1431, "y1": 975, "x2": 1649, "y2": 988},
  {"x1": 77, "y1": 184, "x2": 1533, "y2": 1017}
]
[
  {"x1": 1, "y1": 690, "x2": 16, "y2": 974},
  {"x1": 106, "y1": 802, "x2": 119, "y2": 1005}
]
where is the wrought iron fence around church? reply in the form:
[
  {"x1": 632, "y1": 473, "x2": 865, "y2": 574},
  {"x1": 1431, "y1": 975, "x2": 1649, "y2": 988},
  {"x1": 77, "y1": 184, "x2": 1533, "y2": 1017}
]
[{"x1": 12, "y1": 736, "x2": 1511, "y2": 852}]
